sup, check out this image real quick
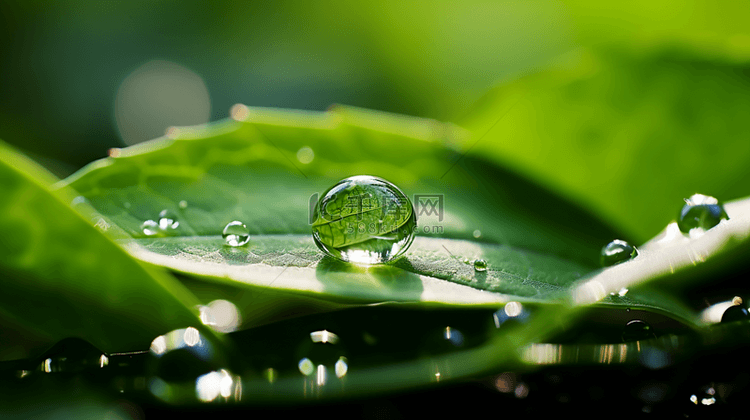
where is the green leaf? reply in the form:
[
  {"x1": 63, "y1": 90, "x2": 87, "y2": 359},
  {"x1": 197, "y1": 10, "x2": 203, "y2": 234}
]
[
  {"x1": 0, "y1": 140, "x2": 213, "y2": 359},
  {"x1": 59, "y1": 105, "x2": 702, "y2": 329},
  {"x1": 460, "y1": 50, "x2": 750, "y2": 242}
]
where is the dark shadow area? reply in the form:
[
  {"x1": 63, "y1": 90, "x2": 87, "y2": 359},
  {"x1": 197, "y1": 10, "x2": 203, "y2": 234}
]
[{"x1": 436, "y1": 152, "x2": 627, "y2": 267}]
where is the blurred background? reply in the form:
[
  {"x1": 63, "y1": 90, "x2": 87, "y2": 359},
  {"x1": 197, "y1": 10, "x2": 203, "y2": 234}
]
[{"x1": 2, "y1": 0, "x2": 750, "y2": 239}]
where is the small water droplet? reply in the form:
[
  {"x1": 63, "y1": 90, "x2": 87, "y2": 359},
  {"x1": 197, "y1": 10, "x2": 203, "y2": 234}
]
[
  {"x1": 473, "y1": 259, "x2": 487, "y2": 272},
  {"x1": 297, "y1": 146, "x2": 315, "y2": 164},
  {"x1": 158, "y1": 209, "x2": 180, "y2": 231},
  {"x1": 600, "y1": 239, "x2": 638, "y2": 267},
  {"x1": 678, "y1": 193, "x2": 728, "y2": 234},
  {"x1": 179, "y1": 200, "x2": 188, "y2": 209},
  {"x1": 472, "y1": 229, "x2": 482, "y2": 238},
  {"x1": 311, "y1": 176, "x2": 416, "y2": 264},
  {"x1": 721, "y1": 303, "x2": 750, "y2": 323},
  {"x1": 621, "y1": 319, "x2": 655, "y2": 342},
  {"x1": 222, "y1": 221, "x2": 250, "y2": 247},
  {"x1": 141, "y1": 220, "x2": 160, "y2": 236},
  {"x1": 123, "y1": 202, "x2": 131, "y2": 209}
]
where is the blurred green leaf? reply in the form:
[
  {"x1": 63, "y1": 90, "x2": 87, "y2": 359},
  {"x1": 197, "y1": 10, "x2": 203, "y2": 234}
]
[
  {"x1": 461, "y1": 50, "x2": 750, "y2": 241},
  {"x1": 0, "y1": 140, "x2": 211, "y2": 360}
]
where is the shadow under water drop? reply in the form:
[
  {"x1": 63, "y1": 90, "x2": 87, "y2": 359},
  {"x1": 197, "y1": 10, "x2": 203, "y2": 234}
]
[{"x1": 315, "y1": 256, "x2": 424, "y2": 300}]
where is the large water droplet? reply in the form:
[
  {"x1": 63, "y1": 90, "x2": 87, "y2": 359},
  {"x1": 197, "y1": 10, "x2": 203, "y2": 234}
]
[
  {"x1": 600, "y1": 239, "x2": 638, "y2": 267},
  {"x1": 158, "y1": 209, "x2": 180, "y2": 231},
  {"x1": 473, "y1": 259, "x2": 488, "y2": 272},
  {"x1": 222, "y1": 221, "x2": 250, "y2": 247},
  {"x1": 678, "y1": 194, "x2": 728, "y2": 234},
  {"x1": 311, "y1": 176, "x2": 416, "y2": 264},
  {"x1": 621, "y1": 320, "x2": 655, "y2": 342}
]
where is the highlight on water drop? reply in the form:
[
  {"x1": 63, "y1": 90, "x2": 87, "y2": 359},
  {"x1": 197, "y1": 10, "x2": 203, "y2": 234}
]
[
  {"x1": 473, "y1": 259, "x2": 488, "y2": 272},
  {"x1": 158, "y1": 209, "x2": 180, "y2": 231},
  {"x1": 677, "y1": 193, "x2": 728, "y2": 234}
]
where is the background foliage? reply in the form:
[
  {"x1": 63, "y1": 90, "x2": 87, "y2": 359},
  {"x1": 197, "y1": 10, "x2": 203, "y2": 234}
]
[{"x1": 2, "y1": 0, "x2": 750, "y2": 417}]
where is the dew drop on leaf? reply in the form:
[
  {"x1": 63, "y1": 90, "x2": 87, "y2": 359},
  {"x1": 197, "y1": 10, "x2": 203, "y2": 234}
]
[
  {"x1": 141, "y1": 220, "x2": 160, "y2": 236},
  {"x1": 678, "y1": 193, "x2": 728, "y2": 234},
  {"x1": 311, "y1": 175, "x2": 416, "y2": 264},
  {"x1": 600, "y1": 239, "x2": 638, "y2": 267},
  {"x1": 473, "y1": 259, "x2": 487, "y2": 272},
  {"x1": 158, "y1": 209, "x2": 180, "y2": 231},
  {"x1": 222, "y1": 221, "x2": 250, "y2": 247}
]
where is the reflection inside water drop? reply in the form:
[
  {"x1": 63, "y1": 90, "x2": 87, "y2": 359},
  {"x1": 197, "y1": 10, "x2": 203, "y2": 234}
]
[
  {"x1": 222, "y1": 221, "x2": 250, "y2": 247},
  {"x1": 311, "y1": 175, "x2": 416, "y2": 265},
  {"x1": 158, "y1": 209, "x2": 180, "y2": 231},
  {"x1": 141, "y1": 220, "x2": 160, "y2": 236},
  {"x1": 473, "y1": 259, "x2": 487, "y2": 272},
  {"x1": 600, "y1": 239, "x2": 638, "y2": 267},
  {"x1": 678, "y1": 193, "x2": 728, "y2": 234}
]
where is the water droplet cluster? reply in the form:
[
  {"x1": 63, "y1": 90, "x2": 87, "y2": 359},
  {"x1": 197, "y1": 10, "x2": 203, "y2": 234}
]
[{"x1": 141, "y1": 209, "x2": 181, "y2": 236}]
